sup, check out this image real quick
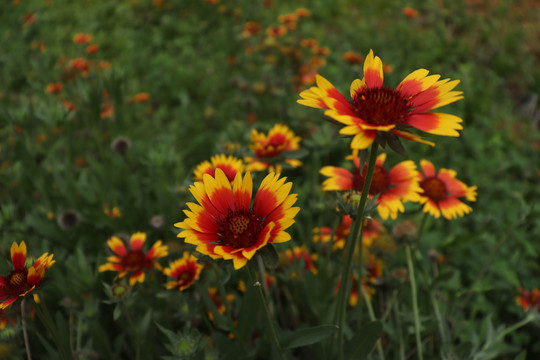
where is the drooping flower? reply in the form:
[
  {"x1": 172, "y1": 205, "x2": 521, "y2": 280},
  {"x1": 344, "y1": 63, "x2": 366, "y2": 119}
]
[
  {"x1": 176, "y1": 169, "x2": 300, "y2": 269},
  {"x1": 0, "y1": 242, "x2": 55, "y2": 310},
  {"x1": 98, "y1": 232, "x2": 168, "y2": 285},
  {"x1": 320, "y1": 153, "x2": 422, "y2": 219},
  {"x1": 129, "y1": 92, "x2": 150, "y2": 103},
  {"x1": 415, "y1": 160, "x2": 477, "y2": 219},
  {"x1": 298, "y1": 50, "x2": 464, "y2": 151},
  {"x1": 163, "y1": 252, "x2": 203, "y2": 291},
  {"x1": 245, "y1": 124, "x2": 302, "y2": 173},
  {"x1": 193, "y1": 154, "x2": 245, "y2": 182},
  {"x1": 516, "y1": 287, "x2": 540, "y2": 312}
]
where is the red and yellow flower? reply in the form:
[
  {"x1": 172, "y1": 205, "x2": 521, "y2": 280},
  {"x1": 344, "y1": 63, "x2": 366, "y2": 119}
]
[
  {"x1": 516, "y1": 287, "x2": 540, "y2": 312},
  {"x1": 298, "y1": 50, "x2": 464, "y2": 150},
  {"x1": 320, "y1": 153, "x2": 422, "y2": 219},
  {"x1": 98, "y1": 232, "x2": 168, "y2": 285},
  {"x1": 245, "y1": 124, "x2": 302, "y2": 173},
  {"x1": 45, "y1": 83, "x2": 63, "y2": 94},
  {"x1": 0, "y1": 242, "x2": 55, "y2": 310},
  {"x1": 176, "y1": 169, "x2": 300, "y2": 269},
  {"x1": 313, "y1": 215, "x2": 384, "y2": 251},
  {"x1": 194, "y1": 154, "x2": 245, "y2": 182},
  {"x1": 416, "y1": 160, "x2": 477, "y2": 219},
  {"x1": 163, "y1": 252, "x2": 203, "y2": 291}
]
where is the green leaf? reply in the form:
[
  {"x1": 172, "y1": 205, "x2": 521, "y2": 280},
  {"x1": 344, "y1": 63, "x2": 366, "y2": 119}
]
[
  {"x1": 280, "y1": 324, "x2": 338, "y2": 349},
  {"x1": 257, "y1": 243, "x2": 279, "y2": 270},
  {"x1": 345, "y1": 320, "x2": 383, "y2": 359}
]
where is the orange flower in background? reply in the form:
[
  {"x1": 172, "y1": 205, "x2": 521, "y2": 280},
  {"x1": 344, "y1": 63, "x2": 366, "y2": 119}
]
[
  {"x1": 45, "y1": 83, "x2": 63, "y2": 94},
  {"x1": 295, "y1": 8, "x2": 310, "y2": 18},
  {"x1": 73, "y1": 33, "x2": 93, "y2": 44},
  {"x1": 241, "y1": 21, "x2": 261, "y2": 37},
  {"x1": 86, "y1": 44, "x2": 99, "y2": 54},
  {"x1": 98, "y1": 232, "x2": 168, "y2": 285},
  {"x1": 194, "y1": 154, "x2": 245, "y2": 182},
  {"x1": 300, "y1": 38, "x2": 318, "y2": 48},
  {"x1": 403, "y1": 6, "x2": 419, "y2": 18},
  {"x1": 22, "y1": 12, "x2": 36, "y2": 27},
  {"x1": 516, "y1": 287, "x2": 540, "y2": 312},
  {"x1": 176, "y1": 169, "x2": 300, "y2": 270},
  {"x1": 416, "y1": 160, "x2": 477, "y2": 219},
  {"x1": 320, "y1": 153, "x2": 422, "y2": 219},
  {"x1": 63, "y1": 99, "x2": 77, "y2": 112},
  {"x1": 0, "y1": 242, "x2": 55, "y2": 309},
  {"x1": 313, "y1": 216, "x2": 384, "y2": 251},
  {"x1": 285, "y1": 246, "x2": 318, "y2": 274},
  {"x1": 163, "y1": 252, "x2": 203, "y2": 291},
  {"x1": 129, "y1": 92, "x2": 150, "y2": 103},
  {"x1": 342, "y1": 51, "x2": 364, "y2": 65},
  {"x1": 278, "y1": 13, "x2": 298, "y2": 24},
  {"x1": 298, "y1": 50, "x2": 464, "y2": 151},
  {"x1": 30, "y1": 41, "x2": 46, "y2": 51},
  {"x1": 68, "y1": 58, "x2": 91, "y2": 75},
  {"x1": 245, "y1": 124, "x2": 302, "y2": 173},
  {"x1": 97, "y1": 60, "x2": 112, "y2": 71},
  {"x1": 266, "y1": 25, "x2": 287, "y2": 38},
  {"x1": 312, "y1": 46, "x2": 330, "y2": 56}
]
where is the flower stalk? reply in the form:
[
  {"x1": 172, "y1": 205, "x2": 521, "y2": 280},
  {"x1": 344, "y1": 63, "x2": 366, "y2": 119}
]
[
  {"x1": 334, "y1": 141, "x2": 379, "y2": 359},
  {"x1": 247, "y1": 260, "x2": 285, "y2": 360},
  {"x1": 406, "y1": 244, "x2": 423, "y2": 360}
]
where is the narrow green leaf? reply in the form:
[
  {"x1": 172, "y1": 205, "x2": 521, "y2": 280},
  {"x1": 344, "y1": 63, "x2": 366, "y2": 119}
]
[
  {"x1": 280, "y1": 324, "x2": 338, "y2": 349},
  {"x1": 345, "y1": 320, "x2": 383, "y2": 359}
]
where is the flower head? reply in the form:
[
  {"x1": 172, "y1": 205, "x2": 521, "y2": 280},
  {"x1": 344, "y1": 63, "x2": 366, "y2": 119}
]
[
  {"x1": 0, "y1": 242, "x2": 55, "y2": 309},
  {"x1": 516, "y1": 287, "x2": 540, "y2": 312},
  {"x1": 245, "y1": 124, "x2": 302, "y2": 173},
  {"x1": 320, "y1": 153, "x2": 422, "y2": 219},
  {"x1": 45, "y1": 83, "x2": 63, "y2": 94},
  {"x1": 73, "y1": 33, "x2": 92, "y2": 44},
  {"x1": 416, "y1": 160, "x2": 477, "y2": 219},
  {"x1": 163, "y1": 252, "x2": 203, "y2": 291},
  {"x1": 193, "y1": 154, "x2": 244, "y2": 182},
  {"x1": 298, "y1": 50, "x2": 464, "y2": 151},
  {"x1": 176, "y1": 169, "x2": 300, "y2": 269},
  {"x1": 98, "y1": 232, "x2": 168, "y2": 285}
]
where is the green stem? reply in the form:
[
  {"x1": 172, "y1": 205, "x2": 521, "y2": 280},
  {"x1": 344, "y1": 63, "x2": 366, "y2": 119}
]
[
  {"x1": 247, "y1": 261, "x2": 285, "y2": 360},
  {"x1": 493, "y1": 313, "x2": 536, "y2": 343},
  {"x1": 21, "y1": 299, "x2": 32, "y2": 360},
  {"x1": 406, "y1": 244, "x2": 423, "y2": 360},
  {"x1": 430, "y1": 290, "x2": 449, "y2": 345},
  {"x1": 361, "y1": 287, "x2": 385, "y2": 360},
  {"x1": 392, "y1": 297, "x2": 406, "y2": 360},
  {"x1": 334, "y1": 142, "x2": 379, "y2": 360}
]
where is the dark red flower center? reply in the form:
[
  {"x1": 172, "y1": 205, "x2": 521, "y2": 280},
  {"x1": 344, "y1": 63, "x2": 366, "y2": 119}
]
[
  {"x1": 352, "y1": 87, "x2": 410, "y2": 126},
  {"x1": 420, "y1": 177, "x2": 448, "y2": 202},
  {"x1": 354, "y1": 165, "x2": 391, "y2": 195},
  {"x1": 218, "y1": 210, "x2": 263, "y2": 248},
  {"x1": 123, "y1": 251, "x2": 151, "y2": 271},
  {"x1": 5, "y1": 269, "x2": 28, "y2": 295},
  {"x1": 257, "y1": 134, "x2": 287, "y2": 158}
]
